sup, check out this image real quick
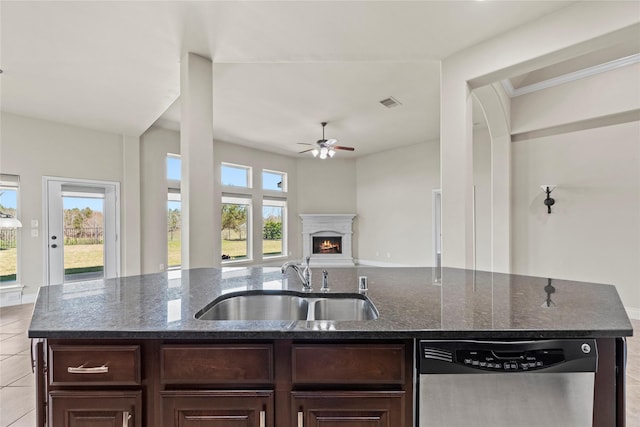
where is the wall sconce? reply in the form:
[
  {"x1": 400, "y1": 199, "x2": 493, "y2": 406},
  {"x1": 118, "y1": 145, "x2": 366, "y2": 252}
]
[{"x1": 541, "y1": 185, "x2": 556, "y2": 214}]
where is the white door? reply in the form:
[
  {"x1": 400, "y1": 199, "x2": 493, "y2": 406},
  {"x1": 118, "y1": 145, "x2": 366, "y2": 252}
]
[{"x1": 44, "y1": 178, "x2": 119, "y2": 286}]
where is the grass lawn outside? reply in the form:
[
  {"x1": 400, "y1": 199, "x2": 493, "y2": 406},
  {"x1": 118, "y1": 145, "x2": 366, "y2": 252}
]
[
  {"x1": 64, "y1": 244, "x2": 104, "y2": 270},
  {"x1": 0, "y1": 248, "x2": 17, "y2": 279}
]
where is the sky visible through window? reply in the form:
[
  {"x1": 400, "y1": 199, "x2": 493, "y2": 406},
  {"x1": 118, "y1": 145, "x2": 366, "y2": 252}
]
[
  {"x1": 0, "y1": 189, "x2": 17, "y2": 210},
  {"x1": 167, "y1": 156, "x2": 181, "y2": 181},
  {"x1": 221, "y1": 165, "x2": 249, "y2": 187},
  {"x1": 263, "y1": 171, "x2": 284, "y2": 191},
  {"x1": 63, "y1": 197, "x2": 103, "y2": 212}
]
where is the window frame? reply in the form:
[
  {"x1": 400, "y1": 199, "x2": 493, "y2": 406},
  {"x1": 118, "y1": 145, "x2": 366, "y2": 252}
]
[
  {"x1": 221, "y1": 163, "x2": 252, "y2": 189},
  {"x1": 262, "y1": 198, "x2": 287, "y2": 259},
  {"x1": 0, "y1": 175, "x2": 21, "y2": 285},
  {"x1": 221, "y1": 194, "x2": 253, "y2": 263}
]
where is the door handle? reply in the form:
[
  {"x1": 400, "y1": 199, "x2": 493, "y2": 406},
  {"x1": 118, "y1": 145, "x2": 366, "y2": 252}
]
[
  {"x1": 259, "y1": 410, "x2": 265, "y2": 427},
  {"x1": 122, "y1": 411, "x2": 131, "y2": 427},
  {"x1": 297, "y1": 411, "x2": 303, "y2": 427},
  {"x1": 51, "y1": 244, "x2": 58, "y2": 248}
]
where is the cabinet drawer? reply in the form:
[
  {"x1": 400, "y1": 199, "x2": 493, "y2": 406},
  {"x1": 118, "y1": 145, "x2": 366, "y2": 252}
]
[
  {"x1": 161, "y1": 344, "x2": 273, "y2": 384},
  {"x1": 49, "y1": 345, "x2": 141, "y2": 386},
  {"x1": 292, "y1": 344, "x2": 405, "y2": 385}
]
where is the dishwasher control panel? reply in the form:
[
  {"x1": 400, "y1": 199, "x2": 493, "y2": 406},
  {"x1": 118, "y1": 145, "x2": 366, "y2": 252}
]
[
  {"x1": 456, "y1": 348, "x2": 563, "y2": 371},
  {"x1": 419, "y1": 339, "x2": 597, "y2": 374}
]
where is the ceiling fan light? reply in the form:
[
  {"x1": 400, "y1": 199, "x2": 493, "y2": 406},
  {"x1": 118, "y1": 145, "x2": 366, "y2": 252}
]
[
  {"x1": 328, "y1": 149, "x2": 336, "y2": 158},
  {"x1": 311, "y1": 149, "x2": 319, "y2": 157},
  {"x1": 319, "y1": 147, "x2": 328, "y2": 159}
]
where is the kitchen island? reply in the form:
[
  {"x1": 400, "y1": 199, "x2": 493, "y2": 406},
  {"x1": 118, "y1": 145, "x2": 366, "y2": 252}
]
[{"x1": 29, "y1": 267, "x2": 633, "y2": 426}]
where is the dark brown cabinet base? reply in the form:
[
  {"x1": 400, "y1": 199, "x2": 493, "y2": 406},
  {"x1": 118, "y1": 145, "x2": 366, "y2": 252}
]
[
  {"x1": 48, "y1": 390, "x2": 141, "y2": 427},
  {"x1": 38, "y1": 339, "x2": 413, "y2": 427},
  {"x1": 292, "y1": 391, "x2": 405, "y2": 427},
  {"x1": 161, "y1": 390, "x2": 274, "y2": 427}
]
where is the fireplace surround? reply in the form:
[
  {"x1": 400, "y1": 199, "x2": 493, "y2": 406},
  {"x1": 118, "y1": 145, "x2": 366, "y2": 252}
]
[{"x1": 300, "y1": 214, "x2": 355, "y2": 266}]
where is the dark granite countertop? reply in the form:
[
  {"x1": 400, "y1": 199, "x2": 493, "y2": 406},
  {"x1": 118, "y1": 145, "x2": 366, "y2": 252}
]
[{"x1": 28, "y1": 267, "x2": 633, "y2": 340}]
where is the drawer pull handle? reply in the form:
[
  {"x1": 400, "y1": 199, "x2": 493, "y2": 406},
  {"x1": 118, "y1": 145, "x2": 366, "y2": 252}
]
[
  {"x1": 259, "y1": 410, "x2": 265, "y2": 427},
  {"x1": 67, "y1": 364, "x2": 109, "y2": 374},
  {"x1": 297, "y1": 411, "x2": 303, "y2": 427}
]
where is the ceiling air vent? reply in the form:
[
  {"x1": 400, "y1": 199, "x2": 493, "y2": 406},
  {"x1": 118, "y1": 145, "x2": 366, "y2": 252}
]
[{"x1": 379, "y1": 96, "x2": 402, "y2": 108}]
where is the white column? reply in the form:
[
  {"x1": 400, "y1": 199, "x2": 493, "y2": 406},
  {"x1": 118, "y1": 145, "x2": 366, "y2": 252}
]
[
  {"x1": 121, "y1": 134, "x2": 141, "y2": 276},
  {"x1": 440, "y1": 63, "x2": 475, "y2": 270},
  {"x1": 180, "y1": 53, "x2": 218, "y2": 269}
]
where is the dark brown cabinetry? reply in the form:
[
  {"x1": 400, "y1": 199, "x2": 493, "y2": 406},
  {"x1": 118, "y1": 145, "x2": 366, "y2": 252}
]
[
  {"x1": 37, "y1": 339, "x2": 412, "y2": 427},
  {"x1": 49, "y1": 390, "x2": 141, "y2": 427},
  {"x1": 291, "y1": 344, "x2": 409, "y2": 427},
  {"x1": 292, "y1": 391, "x2": 405, "y2": 427},
  {"x1": 42, "y1": 343, "x2": 142, "y2": 427}
]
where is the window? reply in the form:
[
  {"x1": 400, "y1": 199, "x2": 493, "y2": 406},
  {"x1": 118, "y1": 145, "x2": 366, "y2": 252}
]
[
  {"x1": 168, "y1": 191, "x2": 181, "y2": 268},
  {"x1": 263, "y1": 199, "x2": 286, "y2": 257},
  {"x1": 221, "y1": 195, "x2": 251, "y2": 261},
  {"x1": 263, "y1": 170, "x2": 286, "y2": 192},
  {"x1": 167, "y1": 155, "x2": 182, "y2": 268},
  {"x1": 221, "y1": 163, "x2": 251, "y2": 188},
  {"x1": 167, "y1": 154, "x2": 181, "y2": 181},
  {"x1": 0, "y1": 175, "x2": 20, "y2": 283}
]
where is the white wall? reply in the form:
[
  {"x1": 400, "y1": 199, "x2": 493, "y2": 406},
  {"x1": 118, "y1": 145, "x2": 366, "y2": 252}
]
[
  {"x1": 511, "y1": 63, "x2": 640, "y2": 133},
  {"x1": 139, "y1": 127, "x2": 301, "y2": 272},
  {"x1": 473, "y1": 127, "x2": 492, "y2": 271},
  {"x1": 140, "y1": 126, "x2": 180, "y2": 274},
  {"x1": 356, "y1": 141, "x2": 440, "y2": 266},
  {"x1": 0, "y1": 112, "x2": 124, "y2": 298},
  {"x1": 512, "y1": 120, "x2": 640, "y2": 313}
]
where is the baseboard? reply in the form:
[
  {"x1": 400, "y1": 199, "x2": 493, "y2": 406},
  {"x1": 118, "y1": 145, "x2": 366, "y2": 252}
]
[
  {"x1": 626, "y1": 306, "x2": 640, "y2": 320},
  {"x1": 21, "y1": 292, "x2": 38, "y2": 305}
]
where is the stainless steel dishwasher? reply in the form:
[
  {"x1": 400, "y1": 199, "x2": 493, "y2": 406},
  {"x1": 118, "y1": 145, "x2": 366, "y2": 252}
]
[{"x1": 417, "y1": 339, "x2": 598, "y2": 427}]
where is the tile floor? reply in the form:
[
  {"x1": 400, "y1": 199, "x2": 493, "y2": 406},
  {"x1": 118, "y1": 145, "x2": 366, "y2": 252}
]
[{"x1": 0, "y1": 303, "x2": 638, "y2": 427}]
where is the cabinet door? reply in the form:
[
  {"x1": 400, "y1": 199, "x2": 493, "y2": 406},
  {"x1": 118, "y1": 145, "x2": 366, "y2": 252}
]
[
  {"x1": 292, "y1": 391, "x2": 405, "y2": 427},
  {"x1": 162, "y1": 390, "x2": 274, "y2": 427},
  {"x1": 49, "y1": 390, "x2": 141, "y2": 427}
]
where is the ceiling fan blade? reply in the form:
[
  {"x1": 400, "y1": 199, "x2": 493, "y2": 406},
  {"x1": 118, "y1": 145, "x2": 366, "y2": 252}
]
[
  {"x1": 297, "y1": 142, "x2": 314, "y2": 146},
  {"x1": 325, "y1": 138, "x2": 338, "y2": 146},
  {"x1": 299, "y1": 148, "x2": 314, "y2": 154},
  {"x1": 334, "y1": 146, "x2": 355, "y2": 151}
]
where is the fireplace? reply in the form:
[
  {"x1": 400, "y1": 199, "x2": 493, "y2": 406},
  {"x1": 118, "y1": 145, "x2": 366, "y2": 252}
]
[
  {"x1": 313, "y1": 236, "x2": 342, "y2": 254},
  {"x1": 300, "y1": 214, "x2": 355, "y2": 266}
]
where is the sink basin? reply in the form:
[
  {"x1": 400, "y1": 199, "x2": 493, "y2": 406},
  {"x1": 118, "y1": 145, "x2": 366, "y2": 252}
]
[
  {"x1": 195, "y1": 291, "x2": 378, "y2": 321},
  {"x1": 312, "y1": 296, "x2": 379, "y2": 321},
  {"x1": 196, "y1": 293, "x2": 308, "y2": 321}
]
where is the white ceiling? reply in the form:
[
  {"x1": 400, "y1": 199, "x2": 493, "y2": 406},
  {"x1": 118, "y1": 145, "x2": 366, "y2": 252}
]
[{"x1": 0, "y1": 1, "x2": 580, "y2": 157}]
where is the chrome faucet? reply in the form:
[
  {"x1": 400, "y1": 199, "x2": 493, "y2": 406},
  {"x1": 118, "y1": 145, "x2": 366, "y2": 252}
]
[{"x1": 282, "y1": 256, "x2": 312, "y2": 291}]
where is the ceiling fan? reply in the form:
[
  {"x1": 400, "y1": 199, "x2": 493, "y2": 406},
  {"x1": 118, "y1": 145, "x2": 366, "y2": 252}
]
[{"x1": 298, "y1": 122, "x2": 355, "y2": 159}]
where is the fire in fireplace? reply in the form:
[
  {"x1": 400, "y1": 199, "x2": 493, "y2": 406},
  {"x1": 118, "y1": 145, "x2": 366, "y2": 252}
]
[{"x1": 312, "y1": 236, "x2": 342, "y2": 254}]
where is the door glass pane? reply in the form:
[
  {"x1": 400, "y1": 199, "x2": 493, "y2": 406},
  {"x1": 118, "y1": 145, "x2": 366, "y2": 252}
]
[
  {"x1": 63, "y1": 196, "x2": 104, "y2": 282},
  {"x1": 263, "y1": 205, "x2": 283, "y2": 257},
  {"x1": 168, "y1": 196, "x2": 181, "y2": 268},
  {"x1": 0, "y1": 187, "x2": 18, "y2": 283},
  {"x1": 221, "y1": 203, "x2": 249, "y2": 261}
]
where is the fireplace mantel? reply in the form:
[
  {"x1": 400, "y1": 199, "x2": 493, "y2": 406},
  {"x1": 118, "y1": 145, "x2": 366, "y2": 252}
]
[{"x1": 300, "y1": 214, "x2": 355, "y2": 266}]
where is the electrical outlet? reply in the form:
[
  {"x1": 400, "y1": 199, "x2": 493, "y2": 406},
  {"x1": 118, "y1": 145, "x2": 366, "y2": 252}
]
[
  {"x1": 376, "y1": 251, "x2": 379, "y2": 257},
  {"x1": 31, "y1": 219, "x2": 39, "y2": 228},
  {"x1": 387, "y1": 252, "x2": 391, "y2": 258},
  {"x1": 159, "y1": 264, "x2": 165, "y2": 271},
  {"x1": 31, "y1": 229, "x2": 39, "y2": 237}
]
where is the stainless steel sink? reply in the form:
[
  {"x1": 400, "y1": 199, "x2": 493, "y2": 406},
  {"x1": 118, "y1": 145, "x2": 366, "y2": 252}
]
[
  {"x1": 312, "y1": 296, "x2": 379, "y2": 321},
  {"x1": 195, "y1": 293, "x2": 308, "y2": 321},
  {"x1": 195, "y1": 291, "x2": 378, "y2": 321}
]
